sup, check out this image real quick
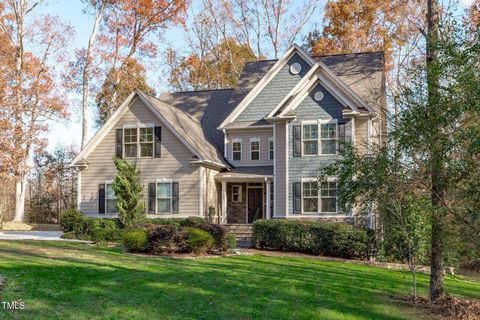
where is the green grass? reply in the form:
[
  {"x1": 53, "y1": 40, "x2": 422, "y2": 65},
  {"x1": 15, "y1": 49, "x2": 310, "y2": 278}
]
[{"x1": 0, "y1": 241, "x2": 478, "y2": 320}]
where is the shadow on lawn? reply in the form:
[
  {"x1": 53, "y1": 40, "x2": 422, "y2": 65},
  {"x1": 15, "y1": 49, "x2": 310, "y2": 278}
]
[
  {"x1": 0, "y1": 242, "x2": 476, "y2": 320},
  {"x1": 0, "y1": 242, "x2": 457, "y2": 320}
]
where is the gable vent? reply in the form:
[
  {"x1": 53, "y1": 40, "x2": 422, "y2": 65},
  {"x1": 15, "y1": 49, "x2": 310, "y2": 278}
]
[
  {"x1": 290, "y1": 63, "x2": 302, "y2": 75},
  {"x1": 314, "y1": 91, "x2": 324, "y2": 101}
]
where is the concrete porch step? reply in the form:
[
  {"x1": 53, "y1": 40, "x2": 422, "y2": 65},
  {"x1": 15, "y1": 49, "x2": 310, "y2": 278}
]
[{"x1": 223, "y1": 224, "x2": 254, "y2": 248}]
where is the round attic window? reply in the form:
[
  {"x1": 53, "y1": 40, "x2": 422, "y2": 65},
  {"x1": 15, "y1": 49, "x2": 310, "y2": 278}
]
[
  {"x1": 290, "y1": 62, "x2": 302, "y2": 75},
  {"x1": 314, "y1": 91, "x2": 324, "y2": 101}
]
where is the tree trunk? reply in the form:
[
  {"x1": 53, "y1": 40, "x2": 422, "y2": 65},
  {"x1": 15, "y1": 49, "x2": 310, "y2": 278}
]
[
  {"x1": 81, "y1": 1, "x2": 105, "y2": 148},
  {"x1": 426, "y1": 0, "x2": 445, "y2": 302},
  {"x1": 14, "y1": 175, "x2": 27, "y2": 221}
]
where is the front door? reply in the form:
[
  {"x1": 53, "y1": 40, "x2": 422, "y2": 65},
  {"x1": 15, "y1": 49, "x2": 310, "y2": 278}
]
[{"x1": 247, "y1": 188, "x2": 263, "y2": 223}]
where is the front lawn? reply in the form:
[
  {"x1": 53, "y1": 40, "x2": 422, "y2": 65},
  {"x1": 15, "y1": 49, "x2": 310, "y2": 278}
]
[{"x1": 0, "y1": 241, "x2": 478, "y2": 319}]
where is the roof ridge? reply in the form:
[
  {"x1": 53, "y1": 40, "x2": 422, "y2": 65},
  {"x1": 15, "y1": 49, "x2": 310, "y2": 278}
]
[
  {"x1": 165, "y1": 88, "x2": 234, "y2": 94},
  {"x1": 312, "y1": 50, "x2": 385, "y2": 58}
]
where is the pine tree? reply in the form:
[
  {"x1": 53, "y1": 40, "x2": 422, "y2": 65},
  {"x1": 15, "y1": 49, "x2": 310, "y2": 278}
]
[{"x1": 112, "y1": 159, "x2": 145, "y2": 227}]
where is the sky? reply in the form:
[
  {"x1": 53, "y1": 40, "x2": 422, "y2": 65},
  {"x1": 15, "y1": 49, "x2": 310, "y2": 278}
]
[{"x1": 40, "y1": 0, "x2": 475, "y2": 153}]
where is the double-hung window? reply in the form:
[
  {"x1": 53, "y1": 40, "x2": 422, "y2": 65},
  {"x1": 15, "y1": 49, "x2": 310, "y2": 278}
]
[
  {"x1": 250, "y1": 138, "x2": 260, "y2": 160},
  {"x1": 105, "y1": 183, "x2": 117, "y2": 214},
  {"x1": 269, "y1": 137, "x2": 274, "y2": 160},
  {"x1": 124, "y1": 128, "x2": 138, "y2": 158},
  {"x1": 320, "y1": 123, "x2": 337, "y2": 155},
  {"x1": 156, "y1": 182, "x2": 172, "y2": 213},
  {"x1": 301, "y1": 122, "x2": 337, "y2": 156},
  {"x1": 301, "y1": 180, "x2": 338, "y2": 214},
  {"x1": 303, "y1": 124, "x2": 318, "y2": 155},
  {"x1": 123, "y1": 125, "x2": 154, "y2": 158},
  {"x1": 232, "y1": 139, "x2": 242, "y2": 161},
  {"x1": 232, "y1": 185, "x2": 242, "y2": 202}
]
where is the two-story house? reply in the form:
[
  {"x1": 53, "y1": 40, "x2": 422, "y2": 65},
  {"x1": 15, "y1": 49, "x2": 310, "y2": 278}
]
[{"x1": 72, "y1": 44, "x2": 386, "y2": 224}]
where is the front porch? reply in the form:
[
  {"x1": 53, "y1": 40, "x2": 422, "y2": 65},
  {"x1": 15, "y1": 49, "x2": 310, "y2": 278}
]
[{"x1": 215, "y1": 167, "x2": 273, "y2": 224}]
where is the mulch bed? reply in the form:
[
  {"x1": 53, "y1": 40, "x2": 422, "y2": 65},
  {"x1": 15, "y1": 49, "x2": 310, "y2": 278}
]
[{"x1": 401, "y1": 295, "x2": 480, "y2": 320}]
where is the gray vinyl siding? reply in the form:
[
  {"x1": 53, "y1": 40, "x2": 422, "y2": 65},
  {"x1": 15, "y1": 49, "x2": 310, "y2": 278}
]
[
  {"x1": 235, "y1": 53, "x2": 310, "y2": 122},
  {"x1": 273, "y1": 122, "x2": 287, "y2": 217},
  {"x1": 226, "y1": 129, "x2": 273, "y2": 166},
  {"x1": 287, "y1": 83, "x2": 352, "y2": 215},
  {"x1": 80, "y1": 98, "x2": 201, "y2": 217}
]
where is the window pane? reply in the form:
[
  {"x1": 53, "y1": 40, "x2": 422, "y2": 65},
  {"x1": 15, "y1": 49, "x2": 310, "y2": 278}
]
[
  {"x1": 124, "y1": 144, "x2": 137, "y2": 157},
  {"x1": 139, "y1": 127, "x2": 153, "y2": 142},
  {"x1": 106, "y1": 199, "x2": 117, "y2": 213},
  {"x1": 124, "y1": 128, "x2": 137, "y2": 143},
  {"x1": 321, "y1": 198, "x2": 336, "y2": 213},
  {"x1": 233, "y1": 151, "x2": 241, "y2": 161},
  {"x1": 157, "y1": 183, "x2": 172, "y2": 198},
  {"x1": 303, "y1": 198, "x2": 318, "y2": 213},
  {"x1": 321, "y1": 140, "x2": 336, "y2": 154},
  {"x1": 270, "y1": 150, "x2": 274, "y2": 159},
  {"x1": 140, "y1": 143, "x2": 153, "y2": 157},
  {"x1": 251, "y1": 141, "x2": 259, "y2": 151},
  {"x1": 321, "y1": 123, "x2": 336, "y2": 139},
  {"x1": 304, "y1": 141, "x2": 318, "y2": 155},
  {"x1": 303, "y1": 124, "x2": 318, "y2": 139},
  {"x1": 157, "y1": 199, "x2": 171, "y2": 213},
  {"x1": 232, "y1": 142, "x2": 241, "y2": 151},
  {"x1": 106, "y1": 184, "x2": 115, "y2": 199},
  {"x1": 251, "y1": 151, "x2": 259, "y2": 160}
]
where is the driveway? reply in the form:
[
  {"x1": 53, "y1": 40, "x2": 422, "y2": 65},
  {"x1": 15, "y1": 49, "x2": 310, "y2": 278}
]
[{"x1": 0, "y1": 231, "x2": 63, "y2": 241}]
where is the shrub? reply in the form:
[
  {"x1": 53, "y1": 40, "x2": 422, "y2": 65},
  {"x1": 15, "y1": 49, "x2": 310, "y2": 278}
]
[
  {"x1": 122, "y1": 228, "x2": 149, "y2": 252},
  {"x1": 197, "y1": 223, "x2": 229, "y2": 251},
  {"x1": 59, "y1": 209, "x2": 92, "y2": 237},
  {"x1": 143, "y1": 218, "x2": 183, "y2": 226},
  {"x1": 253, "y1": 219, "x2": 370, "y2": 259},
  {"x1": 91, "y1": 228, "x2": 122, "y2": 243},
  {"x1": 179, "y1": 216, "x2": 206, "y2": 228},
  {"x1": 185, "y1": 227, "x2": 214, "y2": 254},
  {"x1": 226, "y1": 234, "x2": 237, "y2": 250},
  {"x1": 112, "y1": 159, "x2": 145, "y2": 227},
  {"x1": 147, "y1": 225, "x2": 188, "y2": 254}
]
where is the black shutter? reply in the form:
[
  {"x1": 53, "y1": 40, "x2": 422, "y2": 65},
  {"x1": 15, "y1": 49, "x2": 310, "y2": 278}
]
[
  {"x1": 115, "y1": 129, "x2": 123, "y2": 158},
  {"x1": 154, "y1": 126, "x2": 161, "y2": 158},
  {"x1": 98, "y1": 184, "x2": 105, "y2": 214},
  {"x1": 148, "y1": 183, "x2": 156, "y2": 213},
  {"x1": 293, "y1": 182, "x2": 301, "y2": 214},
  {"x1": 338, "y1": 123, "x2": 346, "y2": 153},
  {"x1": 293, "y1": 125, "x2": 301, "y2": 157},
  {"x1": 172, "y1": 182, "x2": 179, "y2": 213}
]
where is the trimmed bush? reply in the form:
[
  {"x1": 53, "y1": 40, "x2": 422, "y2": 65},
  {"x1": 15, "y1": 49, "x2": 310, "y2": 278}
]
[
  {"x1": 143, "y1": 218, "x2": 183, "y2": 226},
  {"x1": 91, "y1": 228, "x2": 122, "y2": 243},
  {"x1": 253, "y1": 219, "x2": 370, "y2": 259},
  {"x1": 179, "y1": 216, "x2": 206, "y2": 228},
  {"x1": 59, "y1": 209, "x2": 93, "y2": 237},
  {"x1": 226, "y1": 234, "x2": 237, "y2": 250},
  {"x1": 147, "y1": 225, "x2": 188, "y2": 254},
  {"x1": 186, "y1": 228, "x2": 215, "y2": 254},
  {"x1": 122, "y1": 228, "x2": 149, "y2": 252}
]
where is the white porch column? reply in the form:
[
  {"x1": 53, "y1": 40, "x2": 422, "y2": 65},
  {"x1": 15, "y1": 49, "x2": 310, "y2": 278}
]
[
  {"x1": 221, "y1": 181, "x2": 227, "y2": 223},
  {"x1": 266, "y1": 179, "x2": 271, "y2": 220}
]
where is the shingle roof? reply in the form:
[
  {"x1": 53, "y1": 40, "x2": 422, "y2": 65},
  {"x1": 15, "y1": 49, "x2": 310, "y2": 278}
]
[
  {"x1": 150, "y1": 51, "x2": 385, "y2": 168},
  {"x1": 137, "y1": 90, "x2": 228, "y2": 167},
  {"x1": 158, "y1": 89, "x2": 234, "y2": 153}
]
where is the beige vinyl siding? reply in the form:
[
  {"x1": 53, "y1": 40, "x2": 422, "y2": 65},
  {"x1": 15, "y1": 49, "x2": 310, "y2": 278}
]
[
  {"x1": 80, "y1": 98, "x2": 200, "y2": 217},
  {"x1": 355, "y1": 117, "x2": 369, "y2": 155},
  {"x1": 226, "y1": 128, "x2": 273, "y2": 166},
  {"x1": 274, "y1": 123, "x2": 287, "y2": 217}
]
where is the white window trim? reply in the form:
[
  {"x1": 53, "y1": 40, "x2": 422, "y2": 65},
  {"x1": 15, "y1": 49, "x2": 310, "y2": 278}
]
[
  {"x1": 232, "y1": 138, "x2": 242, "y2": 161},
  {"x1": 155, "y1": 178, "x2": 173, "y2": 214},
  {"x1": 122, "y1": 123, "x2": 155, "y2": 159},
  {"x1": 269, "y1": 137, "x2": 274, "y2": 160},
  {"x1": 300, "y1": 119, "x2": 338, "y2": 157},
  {"x1": 105, "y1": 180, "x2": 117, "y2": 214},
  {"x1": 300, "y1": 177, "x2": 339, "y2": 214},
  {"x1": 250, "y1": 137, "x2": 260, "y2": 161},
  {"x1": 231, "y1": 185, "x2": 242, "y2": 202}
]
